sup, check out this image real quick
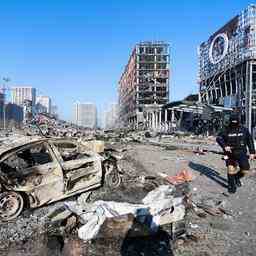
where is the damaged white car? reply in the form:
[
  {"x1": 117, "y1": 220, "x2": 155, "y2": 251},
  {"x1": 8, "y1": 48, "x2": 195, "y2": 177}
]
[{"x1": 0, "y1": 137, "x2": 121, "y2": 221}]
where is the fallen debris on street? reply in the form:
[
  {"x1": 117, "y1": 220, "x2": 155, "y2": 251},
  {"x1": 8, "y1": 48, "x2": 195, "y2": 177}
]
[
  {"x1": 159, "y1": 170, "x2": 194, "y2": 185},
  {"x1": 1, "y1": 128, "x2": 256, "y2": 255},
  {"x1": 64, "y1": 185, "x2": 185, "y2": 241}
]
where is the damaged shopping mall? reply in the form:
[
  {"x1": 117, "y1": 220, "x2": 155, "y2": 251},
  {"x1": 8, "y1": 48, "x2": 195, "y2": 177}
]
[{"x1": 199, "y1": 4, "x2": 256, "y2": 132}]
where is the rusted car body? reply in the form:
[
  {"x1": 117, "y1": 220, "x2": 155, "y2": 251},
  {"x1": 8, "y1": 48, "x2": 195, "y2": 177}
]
[{"x1": 0, "y1": 137, "x2": 117, "y2": 221}]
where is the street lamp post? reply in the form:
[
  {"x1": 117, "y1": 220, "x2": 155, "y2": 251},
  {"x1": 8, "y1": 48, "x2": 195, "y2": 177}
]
[
  {"x1": 3, "y1": 103, "x2": 5, "y2": 130},
  {"x1": 2, "y1": 78, "x2": 10, "y2": 130}
]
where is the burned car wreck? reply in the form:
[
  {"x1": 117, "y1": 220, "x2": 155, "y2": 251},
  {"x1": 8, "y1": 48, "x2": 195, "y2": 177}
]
[{"x1": 0, "y1": 137, "x2": 121, "y2": 221}]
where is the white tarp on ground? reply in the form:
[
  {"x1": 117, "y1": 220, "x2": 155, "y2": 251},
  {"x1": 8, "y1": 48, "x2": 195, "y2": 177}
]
[{"x1": 65, "y1": 185, "x2": 185, "y2": 241}]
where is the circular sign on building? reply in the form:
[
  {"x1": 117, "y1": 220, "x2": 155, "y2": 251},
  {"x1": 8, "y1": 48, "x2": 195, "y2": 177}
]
[{"x1": 209, "y1": 33, "x2": 229, "y2": 64}]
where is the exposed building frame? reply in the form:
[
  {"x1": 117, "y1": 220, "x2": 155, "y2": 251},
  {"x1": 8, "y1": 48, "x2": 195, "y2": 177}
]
[
  {"x1": 118, "y1": 41, "x2": 170, "y2": 130},
  {"x1": 198, "y1": 4, "x2": 256, "y2": 132}
]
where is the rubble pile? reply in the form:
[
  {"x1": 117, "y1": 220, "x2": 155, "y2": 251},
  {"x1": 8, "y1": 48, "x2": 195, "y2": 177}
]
[
  {"x1": 64, "y1": 185, "x2": 185, "y2": 241},
  {"x1": 101, "y1": 129, "x2": 220, "y2": 155},
  {"x1": 23, "y1": 113, "x2": 99, "y2": 138}
]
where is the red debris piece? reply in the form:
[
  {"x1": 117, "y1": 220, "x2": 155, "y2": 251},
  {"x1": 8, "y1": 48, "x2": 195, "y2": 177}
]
[{"x1": 165, "y1": 170, "x2": 194, "y2": 185}]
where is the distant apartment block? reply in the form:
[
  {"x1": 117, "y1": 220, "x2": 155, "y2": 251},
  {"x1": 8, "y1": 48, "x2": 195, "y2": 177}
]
[
  {"x1": 0, "y1": 91, "x2": 23, "y2": 127},
  {"x1": 5, "y1": 103, "x2": 23, "y2": 125},
  {"x1": 74, "y1": 102, "x2": 97, "y2": 129},
  {"x1": 36, "y1": 95, "x2": 52, "y2": 114},
  {"x1": 11, "y1": 87, "x2": 36, "y2": 106},
  {"x1": 51, "y1": 105, "x2": 58, "y2": 119},
  {"x1": 118, "y1": 41, "x2": 170, "y2": 127},
  {"x1": 104, "y1": 103, "x2": 119, "y2": 129},
  {"x1": 0, "y1": 91, "x2": 4, "y2": 120}
]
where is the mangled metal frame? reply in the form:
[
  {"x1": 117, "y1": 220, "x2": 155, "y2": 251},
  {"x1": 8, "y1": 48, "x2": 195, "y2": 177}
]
[{"x1": 0, "y1": 138, "x2": 105, "y2": 221}]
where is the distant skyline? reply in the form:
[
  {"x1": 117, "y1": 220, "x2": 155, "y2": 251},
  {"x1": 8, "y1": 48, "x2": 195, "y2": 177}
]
[{"x1": 0, "y1": 0, "x2": 252, "y2": 121}]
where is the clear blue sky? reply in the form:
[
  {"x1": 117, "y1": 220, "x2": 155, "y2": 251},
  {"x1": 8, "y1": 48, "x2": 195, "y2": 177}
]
[{"x1": 0, "y1": 0, "x2": 252, "y2": 121}]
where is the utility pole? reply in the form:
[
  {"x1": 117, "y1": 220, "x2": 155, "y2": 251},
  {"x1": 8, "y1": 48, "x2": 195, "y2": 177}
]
[{"x1": 1, "y1": 77, "x2": 10, "y2": 130}]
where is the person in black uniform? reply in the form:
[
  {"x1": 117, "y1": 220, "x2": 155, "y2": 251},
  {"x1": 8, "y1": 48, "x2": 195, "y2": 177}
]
[{"x1": 216, "y1": 113, "x2": 255, "y2": 193}]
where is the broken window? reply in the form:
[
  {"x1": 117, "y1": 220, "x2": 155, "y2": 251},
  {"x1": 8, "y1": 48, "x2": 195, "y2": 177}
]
[
  {"x1": 139, "y1": 47, "x2": 144, "y2": 54},
  {"x1": 139, "y1": 63, "x2": 155, "y2": 70},
  {"x1": 156, "y1": 47, "x2": 163, "y2": 54},
  {"x1": 156, "y1": 87, "x2": 166, "y2": 92},
  {"x1": 156, "y1": 78, "x2": 167, "y2": 83},
  {"x1": 138, "y1": 70, "x2": 154, "y2": 77},
  {"x1": 139, "y1": 55, "x2": 155, "y2": 62},
  {"x1": 54, "y1": 141, "x2": 90, "y2": 161},
  {"x1": 156, "y1": 55, "x2": 168, "y2": 62},
  {"x1": 253, "y1": 73, "x2": 256, "y2": 89},
  {"x1": 145, "y1": 47, "x2": 154, "y2": 54},
  {"x1": 231, "y1": 80, "x2": 236, "y2": 94},
  {"x1": 54, "y1": 142, "x2": 78, "y2": 161},
  {"x1": 0, "y1": 143, "x2": 53, "y2": 178},
  {"x1": 156, "y1": 63, "x2": 167, "y2": 69}
]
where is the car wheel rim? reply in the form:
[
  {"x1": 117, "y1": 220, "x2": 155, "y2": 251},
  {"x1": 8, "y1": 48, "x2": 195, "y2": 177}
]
[
  {"x1": 107, "y1": 170, "x2": 121, "y2": 188},
  {"x1": 0, "y1": 192, "x2": 24, "y2": 221},
  {"x1": 104, "y1": 160, "x2": 121, "y2": 188}
]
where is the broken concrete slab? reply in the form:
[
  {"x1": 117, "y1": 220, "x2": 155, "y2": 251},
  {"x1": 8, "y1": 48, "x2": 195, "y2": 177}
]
[
  {"x1": 65, "y1": 185, "x2": 185, "y2": 241},
  {"x1": 79, "y1": 140, "x2": 105, "y2": 153},
  {"x1": 96, "y1": 213, "x2": 153, "y2": 239},
  {"x1": 46, "y1": 206, "x2": 72, "y2": 223}
]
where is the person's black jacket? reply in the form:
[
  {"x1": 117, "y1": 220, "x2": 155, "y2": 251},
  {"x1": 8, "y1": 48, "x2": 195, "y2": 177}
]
[{"x1": 216, "y1": 126, "x2": 255, "y2": 155}]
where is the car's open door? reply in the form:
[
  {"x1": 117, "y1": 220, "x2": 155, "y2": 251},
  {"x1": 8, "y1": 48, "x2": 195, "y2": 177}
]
[{"x1": 51, "y1": 140, "x2": 102, "y2": 195}]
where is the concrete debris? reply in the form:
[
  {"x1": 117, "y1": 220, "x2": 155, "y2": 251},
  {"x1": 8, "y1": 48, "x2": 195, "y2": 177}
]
[
  {"x1": 79, "y1": 139, "x2": 105, "y2": 153},
  {"x1": 96, "y1": 213, "x2": 152, "y2": 239},
  {"x1": 190, "y1": 198, "x2": 234, "y2": 218},
  {"x1": 142, "y1": 185, "x2": 175, "y2": 204},
  {"x1": 46, "y1": 206, "x2": 72, "y2": 223},
  {"x1": 65, "y1": 185, "x2": 185, "y2": 241},
  {"x1": 24, "y1": 113, "x2": 96, "y2": 138}
]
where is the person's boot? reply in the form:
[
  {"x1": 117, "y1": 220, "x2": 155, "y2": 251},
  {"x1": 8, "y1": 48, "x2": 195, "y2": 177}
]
[
  {"x1": 235, "y1": 172, "x2": 242, "y2": 187},
  {"x1": 227, "y1": 174, "x2": 237, "y2": 193}
]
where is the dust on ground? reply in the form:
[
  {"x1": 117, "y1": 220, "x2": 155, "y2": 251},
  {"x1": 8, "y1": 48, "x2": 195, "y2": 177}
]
[{"x1": 128, "y1": 141, "x2": 256, "y2": 256}]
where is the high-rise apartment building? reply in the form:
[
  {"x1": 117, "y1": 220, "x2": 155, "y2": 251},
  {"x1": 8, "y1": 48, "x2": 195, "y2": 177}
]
[
  {"x1": 104, "y1": 103, "x2": 119, "y2": 130},
  {"x1": 36, "y1": 95, "x2": 52, "y2": 114},
  {"x1": 118, "y1": 41, "x2": 170, "y2": 127},
  {"x1": 51, "y1": 105, "x2": 58, "y2": 119},
  {"x1": 11, "y1": 87, "x2": 36, "y2": 106},
  {"x1": 0, "y1": 91, "x2": 4, "y2": 121},
  {"x1": 74, "y1": 102, "x2": 97, "y2": 129}
]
